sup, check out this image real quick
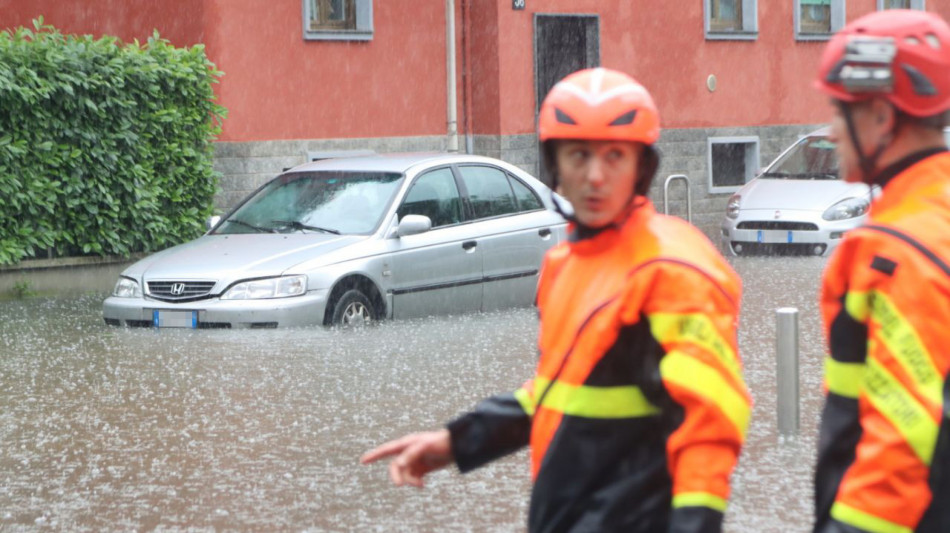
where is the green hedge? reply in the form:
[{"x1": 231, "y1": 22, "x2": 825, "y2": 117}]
[{"x1": 0, "y1": 19, "x2": 226, "y2": 265}]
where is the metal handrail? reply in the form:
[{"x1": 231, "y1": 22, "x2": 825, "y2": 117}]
[{"x1": 663, "y1": 174, "x2": 692, "y2": 223}]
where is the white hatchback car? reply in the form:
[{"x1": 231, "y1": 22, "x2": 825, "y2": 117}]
[
  {"x1": 720, "y1": 128, "x2": 873, "y2": 257},
  {"x1": 103, "y1": 153, "x2": 569, "y2": 328}
]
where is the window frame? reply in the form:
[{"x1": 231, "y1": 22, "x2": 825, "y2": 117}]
[
  {"x1": 794, "y1": 0, "x2": 845, "y2": 41},
  {"x1": 704, "y1": 0, "x2": 758, "y2": 41},
  {"x1": 707, "y1": 136, "x2": 761, "y2": 194},
  {"x1": 302, "y1": 0, "x2": 374, "y2": 42},
  {"x1": 877, "y1": 0, "x2": 925, "y2": 9}
]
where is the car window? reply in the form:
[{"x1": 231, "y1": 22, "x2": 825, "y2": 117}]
[
  {"x1": 397, "y1": 168, "x2": 462, "y2": 228},
  {"x1": 457, "y1": 165, "x2": 519, "y2": 219},
  {"x1": 763, "y1": 136, "x2": 839, "y2": 180},
  {"x1": 509, "y1": 176, "x2": 543, "y2": 211},
  {"x1": 216, "y1": 171, "x2": 403, "y2": 235}
]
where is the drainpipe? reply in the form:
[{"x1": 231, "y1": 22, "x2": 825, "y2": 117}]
[
  {"x1": 461, "y1": 0, "x2": 474, "y2": 154},
  {"x1": 446, "y1": 0, "x2": 460, "y2": 153}
]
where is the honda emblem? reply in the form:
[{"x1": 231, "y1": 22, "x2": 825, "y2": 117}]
[
  {"x1": 170, "y1": 283, "x2": 186, "y2": 296},
  {"x1": 774, "y1": 210, "x2": 781, "y2": 219}
]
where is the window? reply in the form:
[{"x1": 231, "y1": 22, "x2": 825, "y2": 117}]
[
  {"x1": 877, "y1": 0, "x2": 925, "y2": 9},
  {"x1": 457, "y1": 166, "x2": 523, "y2": 219},
  {"x1": 510, "y1": 178, "x2": 543, "y2": 212},
  {"x1": 303, "y1": 0, "x2": 373, "y2": 41},
  {"x1": 708, "y1": 137, "x2": 760, "y2": 193},
  {"x1": 795, "y1": 0, "x2": 845, "y2": 41},
  {"x1": 397, "y1": 169, "x2": 462, "y2": 228},
  {"x1": 705, "y1": 0, "x2": 758, "y2": 40}
]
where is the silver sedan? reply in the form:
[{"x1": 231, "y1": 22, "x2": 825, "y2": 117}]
[{"x1": 103, "y1": 153, "x2": 569, "y2": 328}]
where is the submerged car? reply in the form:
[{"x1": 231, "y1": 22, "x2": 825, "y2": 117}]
[
  {"x1": 103, "y1": 153, "x2": 569, "y2": 328},
  {"x1": 720, "y1": 127, "x2": 874, "y2": 257}
]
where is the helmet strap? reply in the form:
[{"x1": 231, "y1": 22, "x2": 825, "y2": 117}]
[{"x1": 840, "y1": 101, "x2": 889, "y2": 185}]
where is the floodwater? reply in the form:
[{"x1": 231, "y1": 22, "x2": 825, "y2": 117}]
[{"x1": 0, "y1": 255, "x2": 827, "y2": 532}]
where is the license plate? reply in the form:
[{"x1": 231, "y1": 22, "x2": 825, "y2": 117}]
[
  {"x1": 153, "y1": 310, "x2": 197, "y2": 328},
  {"x1": 757, "y1": 230, "x2": 793, "y2": 244}
]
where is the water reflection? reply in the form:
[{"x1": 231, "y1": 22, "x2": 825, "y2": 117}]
[{"x1": 0, "y1": 255, "x2": 827, "y2": 531}]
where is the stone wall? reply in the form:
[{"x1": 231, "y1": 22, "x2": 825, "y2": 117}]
[{"x1": 212, "y1": 124, "x2": 824, "y2": 238}]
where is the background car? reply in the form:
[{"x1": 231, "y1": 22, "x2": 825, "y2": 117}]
[
  {"x1": 720, "y1": 127, "x2": 874, "y2": 257},
  {"x1": 103, "y1": 153, "x2": 569, "y2": 328}
]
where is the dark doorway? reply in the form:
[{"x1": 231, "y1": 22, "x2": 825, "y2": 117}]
[{"x1": 534, "y1": 15, "x2": 600, "y2": 185}]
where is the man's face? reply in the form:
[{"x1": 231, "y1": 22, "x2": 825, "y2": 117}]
[
  {"x1": 828, "y1": 99, "x2": 887, "y2": 183},
  {"x1": 554, "y1": 140, "x2": 641, "y2": 228}
]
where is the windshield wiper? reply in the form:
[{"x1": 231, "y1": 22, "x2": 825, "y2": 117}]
[
  {"x1": 223, "y1": 218, "x2": 276, "y2": 233},
  {"x1": 271, "y1": 220, "x2": 340, "y2": 234}
]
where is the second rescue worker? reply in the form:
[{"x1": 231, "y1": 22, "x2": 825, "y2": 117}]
[
  {"x1": 362, "y1": 68, "x2": 751, "y2": 532},
  {"x1": 812, "y1": 9, "x2": 950, "y2": 533}
]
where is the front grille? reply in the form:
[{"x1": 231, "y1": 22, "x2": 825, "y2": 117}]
[
  {"x1": 147, "y1": 280, "x2": 216, "y2": 302},
  {"x1": 736, "y1": 221, "x2": 819, "y2": 231},
  {"x1": 731, "y1": 242, "x2": 827, "y2": 256}
]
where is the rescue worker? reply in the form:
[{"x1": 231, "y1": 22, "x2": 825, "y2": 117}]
[
  {"x1": 361, "y1": 67, "x2": 750, "y2": 532},
  {"x1": 812, "y1": 9, "x2": 950, "y2": 533}
]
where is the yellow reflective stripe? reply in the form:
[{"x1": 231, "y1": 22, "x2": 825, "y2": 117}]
[
  {"x1": 864, "y1": 356, "x2": 939, "y2": 465},
  {"x1": 831, "y1": 502, "x2": 912, "y2": 533},
  {"x1": 869, "y1": 291, "x2": 943, "y2": 407},
  {"x1": 533, "y1": 378, "x2": 660, "y2": 419},
  {"x1": 648, "y1": 312, "x2": 742, "y2": 386},
  {"x1": 672, "y1": 492, "x2": 727, "y2": 512},
  {"x1": 824, "y1": 357, "x2": 865, "y2": 399},
  {"x1": 845, "y1": 290, "x2": 870, "y2": 322},
  {"x1": 514, "y1": 387, "x2": 535, "y2": 416},
  {"x1": 660, "y1": 350, "x2": 751, "y2": 436}
]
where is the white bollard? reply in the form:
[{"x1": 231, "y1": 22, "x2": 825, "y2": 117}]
[{"x1": 776, "y1": 307, "x2": 800, "y2": 437}]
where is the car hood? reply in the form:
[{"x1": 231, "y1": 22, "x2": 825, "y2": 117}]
[
  {"x1": 737, "y1": 179, "x2": 871, "y2": 211},
  {"x1": 122, "y1": 233, "x2": 366, "y2": 282}
]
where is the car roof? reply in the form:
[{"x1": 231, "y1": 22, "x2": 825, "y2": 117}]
[{"x1": 284, "y1": 152, "x2": 507, "y2": 174}]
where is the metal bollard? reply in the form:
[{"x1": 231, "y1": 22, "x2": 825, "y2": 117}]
[{"x1": 776, "y1": 307, "x2": 800, "y2": 437}]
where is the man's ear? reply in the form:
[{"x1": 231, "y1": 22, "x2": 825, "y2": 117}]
[{"x1": 871, "y1": 97, "x2": 896, "y2": 129}]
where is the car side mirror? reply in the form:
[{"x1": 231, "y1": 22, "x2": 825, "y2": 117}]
[
  {"x1": 396, "y1": 214, "x2": 432, "y2": 237},
  {"x1": 207, "y1": 215, "x2": 221, "y2": 231}
]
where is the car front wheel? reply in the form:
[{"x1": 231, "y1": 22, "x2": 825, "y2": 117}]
[{"x1": 330, "y1": 289, "x2": 375, "y2": 327}]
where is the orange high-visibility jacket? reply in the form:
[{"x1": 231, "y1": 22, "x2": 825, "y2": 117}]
[
  {"x1": 447, "y1": 200, "x2": 750, "y2": 532},
  {"x1": 816, "y1": 150, "x2": 950, "y2": 533}
]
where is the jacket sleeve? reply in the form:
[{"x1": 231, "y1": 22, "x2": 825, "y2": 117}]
[
  {"x1": 445, "y1": 380, "x2": 534, "y2": 473},
  {"x1": 634, "y1": 262, "x2": 750, "y2": 532}
]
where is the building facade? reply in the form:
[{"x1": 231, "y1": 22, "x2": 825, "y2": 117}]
[{"x1": 3, "y1": 0, "x2": 944, "y2": 231}]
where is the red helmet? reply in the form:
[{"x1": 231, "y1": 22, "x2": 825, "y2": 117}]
[
  {"x1": 815, "y1": 9, "x2": 950, "y2": 117},
  {"x1": 539, "y1": 68, "x2": 660, "y2": 144}
]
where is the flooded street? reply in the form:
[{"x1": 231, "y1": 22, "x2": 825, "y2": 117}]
[{"x1": 1, "y1": 255, "x2": 827, "y2": 532}]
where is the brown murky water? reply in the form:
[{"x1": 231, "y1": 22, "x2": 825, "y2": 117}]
[{"x1": 0, "y1": 255, "x2": 827, "y2": 532}]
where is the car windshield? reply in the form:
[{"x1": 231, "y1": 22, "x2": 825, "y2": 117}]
[
  {"x1": 761, "y1": 135, "x2": 839, "y2": 180},
  {"x1": 215, "y1": 171, "x2": 404, "y2": 235}
]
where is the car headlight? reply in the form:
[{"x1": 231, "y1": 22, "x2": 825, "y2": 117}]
[
  {"x1": 726, "y1": 194, "x2": 741, "y2": 219},
  {"x1": 112, "y1": 277, "x2": 142, "y2": 298},
  {"x1": 221, "y1": 275, "x2": 308, "y2": 300},
  {"x1": 822, "y1": 197, "x2": 869, "y2": 221}
]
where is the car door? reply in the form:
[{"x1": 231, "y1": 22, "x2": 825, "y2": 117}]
[
  {"x1": 389, "y1": 167, "x2": 483, "y2": 319},
  {"x1": 455, "y1": 164, "x2": 557, "y2": 311}
]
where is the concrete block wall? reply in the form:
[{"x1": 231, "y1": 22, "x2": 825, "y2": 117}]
[
  {"x1": 212, "y1": 124, "x2": 823, "y2": 240},
  {"x1": 212, "y1": 136, "x2": 447, "y2": 212}
]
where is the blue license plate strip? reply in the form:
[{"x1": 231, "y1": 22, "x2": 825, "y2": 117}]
[{"x1": 153, "y1": 310, "x2": 198, "y2": 328}]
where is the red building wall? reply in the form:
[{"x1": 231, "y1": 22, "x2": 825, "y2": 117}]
[
  {"x1": 1, "y1": 0, "x2": 450, "y2": 142},
  {"x1": 488, "y1": 0, "x2": 950, "y2": 135},
  {"x1": 4, "y1": 1, "x2": 950, "y2": 142}
]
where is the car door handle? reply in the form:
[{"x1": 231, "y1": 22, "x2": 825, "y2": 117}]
[
  {"x1": 538, "y1": 228, "x2": 552, "y2": 238},
  {"x1": 462, "y1": 240, "x2": 477, "y2": 251}
]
